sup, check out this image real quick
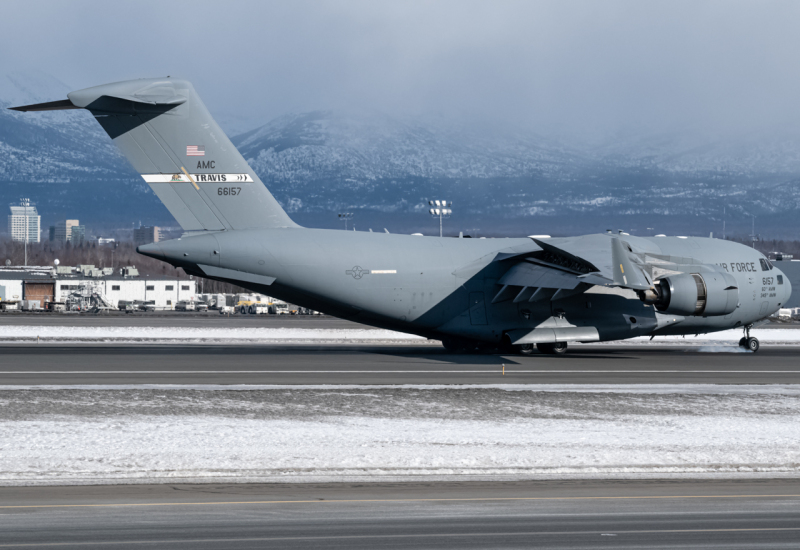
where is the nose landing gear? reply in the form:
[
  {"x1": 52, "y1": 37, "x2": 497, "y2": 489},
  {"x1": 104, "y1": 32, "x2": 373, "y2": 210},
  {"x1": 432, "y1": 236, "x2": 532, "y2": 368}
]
[{"x1": 739, "y1": 325, "x2": 760, "y2": 352}]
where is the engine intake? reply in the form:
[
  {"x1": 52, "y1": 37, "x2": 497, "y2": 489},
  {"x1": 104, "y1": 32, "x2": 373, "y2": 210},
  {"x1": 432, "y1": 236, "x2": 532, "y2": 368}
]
[{"x1": 639, "y1": 272, "x2": 738, "y2": 316}]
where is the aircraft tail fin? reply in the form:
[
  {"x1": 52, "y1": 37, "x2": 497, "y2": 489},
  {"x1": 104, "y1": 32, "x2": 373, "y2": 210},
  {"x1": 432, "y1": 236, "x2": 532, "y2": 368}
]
[{"x1": 12, "y1": 77, "x2": 297, "y2": 232}]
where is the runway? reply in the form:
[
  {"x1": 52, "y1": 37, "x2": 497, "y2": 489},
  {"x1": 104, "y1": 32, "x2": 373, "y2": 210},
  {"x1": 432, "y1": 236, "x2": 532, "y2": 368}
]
[
  {"x1": 2, "y1": 479, "x2": 799, "y2": 549},
  {"x1": 1, "y1": 344, "x2": 799, "y2": 385}
]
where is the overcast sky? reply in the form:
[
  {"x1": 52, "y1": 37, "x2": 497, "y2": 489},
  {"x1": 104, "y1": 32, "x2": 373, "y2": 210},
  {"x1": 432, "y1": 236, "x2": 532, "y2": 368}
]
[{"x1": 3, "y1": 0, "x2": 800, "y2": 138}]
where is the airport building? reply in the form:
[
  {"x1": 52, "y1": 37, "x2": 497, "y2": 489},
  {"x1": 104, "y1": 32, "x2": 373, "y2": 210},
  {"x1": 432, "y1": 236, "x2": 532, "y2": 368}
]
[
  {"x1": 7, "y1": 200, "x2": 40, "y2": 243},
  {"x1": 0, "y1": 265, "x2": 196, "y2": 309}
]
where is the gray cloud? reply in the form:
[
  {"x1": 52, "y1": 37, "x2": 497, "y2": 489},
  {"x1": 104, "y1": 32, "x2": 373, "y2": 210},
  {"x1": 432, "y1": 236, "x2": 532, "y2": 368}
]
[{"x1": 3, "y1": 0, "x2": 800, "y2": 138}]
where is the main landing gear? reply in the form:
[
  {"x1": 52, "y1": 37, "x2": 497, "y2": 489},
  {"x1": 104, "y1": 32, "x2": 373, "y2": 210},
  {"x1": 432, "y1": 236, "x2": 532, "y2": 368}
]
[
  {"x1": 536, "y1": 342, "x2": 568, "y2": 355},
  {"x1": 445, "y1": 338, "x2": 569, "y2": 356},
  {"x1": 738, "y1": 325, "x2": 760, "y2": 352}
]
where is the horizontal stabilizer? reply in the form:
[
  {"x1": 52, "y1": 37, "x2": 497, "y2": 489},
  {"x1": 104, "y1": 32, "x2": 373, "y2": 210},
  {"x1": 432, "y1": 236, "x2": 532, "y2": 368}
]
[{"x1": 8, "y1": 99, "x2": 79, "y2": 112}]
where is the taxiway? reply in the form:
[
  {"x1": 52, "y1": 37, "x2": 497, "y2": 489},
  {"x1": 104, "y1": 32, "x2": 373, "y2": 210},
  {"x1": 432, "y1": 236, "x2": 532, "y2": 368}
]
[
  {"x1": 1, "y1": 344, "x2": 799, "y2": 385},
  {"x1": 2, "y1": 479, "x2": 799, "y2": 549}
]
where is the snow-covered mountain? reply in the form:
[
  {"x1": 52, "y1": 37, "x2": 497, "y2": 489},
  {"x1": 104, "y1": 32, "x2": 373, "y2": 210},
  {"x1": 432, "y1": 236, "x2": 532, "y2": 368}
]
[
  {"x1": 1, "y1": 72, "x2": 799, "y2": 236},
  {"x1": 231, "y1": 110, "x2": 800, "y2": 235},
  {"x1": 0, "y1": 72, "x2": 165, "y2": 227}
]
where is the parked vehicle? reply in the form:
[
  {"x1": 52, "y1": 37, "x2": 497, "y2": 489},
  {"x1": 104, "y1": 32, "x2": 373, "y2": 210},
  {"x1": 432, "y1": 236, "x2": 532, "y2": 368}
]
[
  {"x1": 270, "y1": 302, "x2": 289, "y2": 315},
  {"x1": 175, "y1": 300, "x2": 196, "y2": 312},
  {"x1": 249, "y1": 303, "x2": 270, "y2": 314}
]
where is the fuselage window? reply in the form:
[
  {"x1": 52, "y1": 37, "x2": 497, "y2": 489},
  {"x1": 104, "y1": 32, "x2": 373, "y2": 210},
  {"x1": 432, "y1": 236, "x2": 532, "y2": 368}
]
[{"x1": 777, "y1": 275, "x2": 784, "y2": 285}]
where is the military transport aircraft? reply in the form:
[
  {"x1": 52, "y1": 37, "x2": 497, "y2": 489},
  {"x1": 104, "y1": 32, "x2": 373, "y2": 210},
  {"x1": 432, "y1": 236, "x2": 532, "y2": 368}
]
[{"x1": 11, "y1": 78, "x2": 793, "y2": 354}]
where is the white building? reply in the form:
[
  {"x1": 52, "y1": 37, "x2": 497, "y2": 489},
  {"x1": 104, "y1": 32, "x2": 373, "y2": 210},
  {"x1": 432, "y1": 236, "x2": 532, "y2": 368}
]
[
  {"x1": 56, "y1": 277, "x2": 196, "y2": 309},
  {"x1": 8, "y1": 200, "x2": 40, "y2": 243},
  {"x1": 0, "y1": 266, "x2": 196, "y2": 309}
]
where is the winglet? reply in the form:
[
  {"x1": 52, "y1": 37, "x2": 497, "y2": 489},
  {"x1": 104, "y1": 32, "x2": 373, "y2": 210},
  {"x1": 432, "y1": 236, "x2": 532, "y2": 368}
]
[{"x1": 611, "y1": 237, "x2": 650, "y2": 290}]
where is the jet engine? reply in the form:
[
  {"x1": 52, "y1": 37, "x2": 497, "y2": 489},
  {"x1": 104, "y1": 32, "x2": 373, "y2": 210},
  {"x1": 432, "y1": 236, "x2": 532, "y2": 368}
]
[{"x1": 638, "y1": 272, "x2": 738, "y2": 316}]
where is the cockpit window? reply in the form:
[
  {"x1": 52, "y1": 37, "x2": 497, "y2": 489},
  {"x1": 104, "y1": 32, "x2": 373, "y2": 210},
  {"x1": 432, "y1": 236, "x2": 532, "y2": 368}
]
[{"x1": 760, "y1": 258, "x2": 770, "y2": 271}]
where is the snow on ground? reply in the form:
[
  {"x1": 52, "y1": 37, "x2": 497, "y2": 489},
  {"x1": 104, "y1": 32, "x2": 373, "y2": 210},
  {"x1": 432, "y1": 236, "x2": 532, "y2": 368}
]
[
  {"x1": 2, "y1": 385, "x2": 799, "y2": 485},
  {"x1": 0, "y1": 325, "x2": 798, "y2": 345},
  {"x1": 0, "y1": 326, "x2": 428, "y2": 344}
]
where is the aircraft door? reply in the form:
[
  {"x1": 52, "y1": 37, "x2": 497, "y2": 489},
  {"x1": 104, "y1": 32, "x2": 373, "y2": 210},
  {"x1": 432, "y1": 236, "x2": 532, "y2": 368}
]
[{"x1": 469, "y1": 292, "x2": 488, "y2": 325}]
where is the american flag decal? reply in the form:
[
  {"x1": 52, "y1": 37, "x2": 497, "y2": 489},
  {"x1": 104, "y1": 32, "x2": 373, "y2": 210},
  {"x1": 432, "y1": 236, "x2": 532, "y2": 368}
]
[{"x1": 186, "y1": 145, "x2": 205, "y2": 156}]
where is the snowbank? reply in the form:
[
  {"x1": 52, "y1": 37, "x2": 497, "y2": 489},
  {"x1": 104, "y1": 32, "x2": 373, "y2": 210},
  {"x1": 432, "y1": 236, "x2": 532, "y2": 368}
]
[
  {"x1": 0, "y1": 326, "x2": 427, "y2": 344},
  {"x1": 0, "y1": 325, "x2": 798, "y2": 345},
  {"x1": 2, "y1": 385, "x2": 799, "y2": 485}
]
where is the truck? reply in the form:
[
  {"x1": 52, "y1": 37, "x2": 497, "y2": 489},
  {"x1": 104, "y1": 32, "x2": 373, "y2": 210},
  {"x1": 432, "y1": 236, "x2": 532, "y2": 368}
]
[
  {"x1": 235, "y1": 293, "x2": 270, "y2": 314},
  {"x1": 270, "y1": 301, "x2": 290, "y2": 315}
]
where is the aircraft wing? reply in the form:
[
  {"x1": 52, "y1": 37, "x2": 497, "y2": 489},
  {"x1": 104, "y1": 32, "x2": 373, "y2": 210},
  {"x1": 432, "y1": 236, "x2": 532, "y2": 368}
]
[{"x1": 490, "y1": 234, "x2": 652, "y2": 304}]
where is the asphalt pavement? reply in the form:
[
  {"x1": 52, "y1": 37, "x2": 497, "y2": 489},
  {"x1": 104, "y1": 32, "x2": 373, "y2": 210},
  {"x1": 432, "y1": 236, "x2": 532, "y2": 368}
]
[
  {"x1": 1, "y1": 343, "x2": 799, "y2": 384},
  {"x1": 0, "y1": 312, "x2": 360, "y2": 328},
  {"x1": 2, "y1": 312, "x2": 798, "y2": 329},
  {"x1": 2, "y1": 479, "x2": 799, "y2": 549}
]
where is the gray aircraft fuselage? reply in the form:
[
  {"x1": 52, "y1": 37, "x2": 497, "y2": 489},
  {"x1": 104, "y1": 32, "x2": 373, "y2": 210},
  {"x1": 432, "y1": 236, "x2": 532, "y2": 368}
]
[{"x1": 139, "y1": 228, "x2": 791, "y2": 345}]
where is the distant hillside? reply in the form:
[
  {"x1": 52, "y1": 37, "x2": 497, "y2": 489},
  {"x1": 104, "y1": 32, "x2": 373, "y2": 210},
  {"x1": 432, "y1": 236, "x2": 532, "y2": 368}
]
[
  {"x1": 2, "y1": 72, "x2": 799, "y2": 238},
  {"x1": 0, "y1": 72, "x2": 170, "y2": 230}
]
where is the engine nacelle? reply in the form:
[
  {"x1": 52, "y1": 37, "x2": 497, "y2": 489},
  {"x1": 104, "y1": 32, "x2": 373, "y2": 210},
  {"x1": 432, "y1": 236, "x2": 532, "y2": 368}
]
[{"x1": 640, "y1": 272, "x2": 739, "y2": 316}]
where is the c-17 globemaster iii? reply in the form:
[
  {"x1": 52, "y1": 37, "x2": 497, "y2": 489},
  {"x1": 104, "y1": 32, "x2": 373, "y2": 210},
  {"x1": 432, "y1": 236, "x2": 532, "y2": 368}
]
[{"x1": 11, "y1": 77, "x2": 793, "y2": 353}]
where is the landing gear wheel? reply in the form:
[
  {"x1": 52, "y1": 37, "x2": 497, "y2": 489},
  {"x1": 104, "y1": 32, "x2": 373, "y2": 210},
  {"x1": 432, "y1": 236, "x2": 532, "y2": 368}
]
[
  {"x1": 536, "y1": 342, "x2": 568, "y2": 355},
  {"x1": 746, "y1": 337, "x2": 760, "y2": 352},
  {"x1": 441, "y1": 338, "x2": 480, "y2": 353},
  {"x1": 441, "y1": 338, "x2": 460, "y2": 353},
  {"x1": 516, "y1": 344, "x2": 534, "y2": 355},
  {"x1": 738, "y1": 337, "x2": 748, "y2": 348}
]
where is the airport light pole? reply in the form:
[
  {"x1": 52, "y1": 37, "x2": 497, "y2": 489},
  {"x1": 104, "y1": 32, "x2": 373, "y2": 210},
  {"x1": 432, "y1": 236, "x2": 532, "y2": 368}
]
[
  {"x1": 751, "y1": 216, "x2": 759, "y2": 249},
  {"x1": 428, "y1": 200, "x2": 452, "y2": 237},
  {"x1": 338, "y1": 212, "x2": 353, "y2": 231}
]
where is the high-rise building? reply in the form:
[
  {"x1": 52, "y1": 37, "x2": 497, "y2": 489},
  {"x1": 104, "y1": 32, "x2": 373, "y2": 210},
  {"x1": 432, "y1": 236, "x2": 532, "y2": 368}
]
[
  {"x1": 50, "y1": 220, "x2": 80, "y2": 243},
  {"x1": 70, "y1": 225, "x2": 85, "y2": 245},
  {"x1": 133, "y1": 226, "x2": 161, "y2": 246},
  {"x1": 8, "y1": 199, "x2": 40, "y2": 243}
]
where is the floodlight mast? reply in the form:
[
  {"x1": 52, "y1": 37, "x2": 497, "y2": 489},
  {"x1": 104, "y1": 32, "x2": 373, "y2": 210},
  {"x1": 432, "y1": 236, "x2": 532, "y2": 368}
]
[
  {"x1": 428, "y1": 200, "x2": 452, "y2": 237},
  {"x1": 338, "y1": 212, "x2": 354, "y2": 231}
]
